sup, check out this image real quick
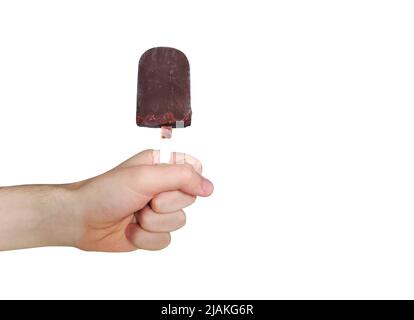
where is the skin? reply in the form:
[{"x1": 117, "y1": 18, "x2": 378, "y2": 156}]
[{"x1": 0, "y1": 150, "x2": 213, "y2": 252}]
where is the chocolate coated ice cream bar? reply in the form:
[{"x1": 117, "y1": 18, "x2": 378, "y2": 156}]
[{"x1": 136, "y1": 47, "x2": 191, "y2": 128}]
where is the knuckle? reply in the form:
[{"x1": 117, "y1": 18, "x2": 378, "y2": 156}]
[
  {"x1": 131, "y1": 165, "x2": 146, "y2": 181},
  {"x1": 150, "y1": 198, "x2": 162, "y2": 213},
  {"x1": 187, "y1": 195, "x2": 196, "y2": 206},
  {"x1": 138, "y1": 209, "x2": 153, "y2": 229},
  {"x1": 177, "y1": 211, "x2": 186, "y2": 227},
  {"x1": 178, "y1": 164, "x2": 194, "y2": 182}
]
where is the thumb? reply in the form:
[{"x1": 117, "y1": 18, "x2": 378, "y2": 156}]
[{"x1": 121, "y1": 163, "x2": 214, "y2": 197}]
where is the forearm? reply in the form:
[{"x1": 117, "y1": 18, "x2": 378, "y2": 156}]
[{"x1": 0, "y1": 184, "x2": 79, "y2": 251}]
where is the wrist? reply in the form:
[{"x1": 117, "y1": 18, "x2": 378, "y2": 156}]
[{"x1": 39, "y1": 184, "x2": 83, "y2": 248}]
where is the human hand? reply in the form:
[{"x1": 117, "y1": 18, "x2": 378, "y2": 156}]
[{"x1": 71, "y1": 150, "x2": 213, "y2": 252}]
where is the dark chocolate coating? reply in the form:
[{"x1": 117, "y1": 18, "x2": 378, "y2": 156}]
[{"x1": 136, "y1": 47, "x2": 191, "y2": 128}]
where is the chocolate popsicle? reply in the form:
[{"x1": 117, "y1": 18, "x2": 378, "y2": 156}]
[{"x1": 136, "y1": 47, "x2": 191, "y2": 128}]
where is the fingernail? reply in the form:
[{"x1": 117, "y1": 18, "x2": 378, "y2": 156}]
[
  {"x1": 201, "y1": 178, "x2": 214, "y2": 194},
  {"x1": 152, "y1": 150, "x2": 160, "y2": 165},
  {"x1": 171, "y1": 152, "x2": 185, "y2": 165},
  {"x1": 185, "y1": 155, "x2": 203, "y2": 174},
  {"x1": 171, "y1": 152, "x2": 203, "y2": 173}
]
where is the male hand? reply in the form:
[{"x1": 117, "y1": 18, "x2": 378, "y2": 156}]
[{"x1": 72, "y1": 150, "x2": 213, "y2": 252}]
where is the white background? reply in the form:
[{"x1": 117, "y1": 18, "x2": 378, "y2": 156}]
[{"x1": 0, "y1": 0, "x2": 413, "y2": 299}]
